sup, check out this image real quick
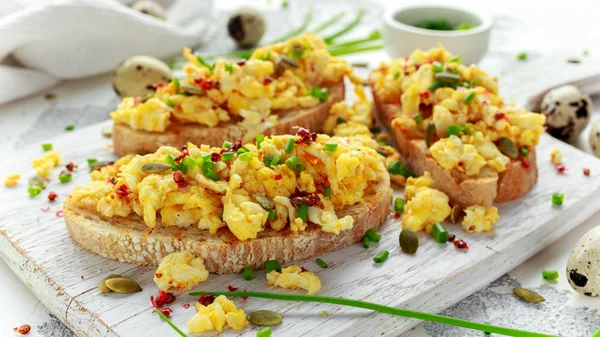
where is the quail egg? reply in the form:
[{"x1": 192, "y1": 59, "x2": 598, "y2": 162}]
[
  {"x1": 540, "y1": 85, "x2": 591, "y2": 143},
  {"x1": 132, "y1": 0, "x2": 167, "y2": 20},
  {"x1": 567, "y1": 225, "x2": 600, "y2": 296},
  {"x1": 227, "y1": 7, "x2": 266, "y2": 48},
  {"x1": 112, "y1": 55, "x2": 172, "y2": 98}
]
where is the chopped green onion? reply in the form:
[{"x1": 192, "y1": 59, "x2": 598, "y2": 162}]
[
  {"x1": 219, "y1": 210, "x2": 223, "y2": 220},
  {"x1": 257, "y1": 327, "x2": 272, "y2": 337},
  {"x1": 324, "y1": 143, "x2": 338, "y2": 152},
  {"x1": 165, "y1": 154, "x2": 176, "y2": 167},
  {"x1": 41, "y1": 143, "x2": 53, "y2": 151},
  {"x1": 394, "y1": 198, "x2": 404, "y2": 213},
  {"x1": 297, "y1": 203, "x2": 309, "y2": 223},
  {"x1": 265, "y1": 260, "x2": 282, "y2": 273},
  {"x1": 449, "y1": 67, "x2": 459, "y2": 74},
  {"x1": 59, "y1": 173, "x2": 72, "y2": 183},
  {"x1": 87, "y1": 158, "x2": 98, "y2": 166},
  {"x1": 243, "y1": 267, "x2": 253, "y2": 281},
  {"x1": 237, "y1": 146, "x2": 249, "y2": 154},
  {"x1": 365, "y1": 229, "x2": 381, "y2": 242},
  {"x1": 225, "y1": 63, "x2": 234, "y2": 74},
  {"x1": 222, "y1": 141, "x2": 232, "y2": 149},
  {"x1": 154, "y1": 308, "x2": 189, "y2": 337},
  {"x1": 323, "y1": 186, "x2": 331, "y2": 198},
  {"x1": 377, "y1": 149, "x2": 388, "y2": 157},
  {"x1": 373, "y1": 250, "x2": 389, "y2": 263},
  {"x1": 195, "y1": 55, "x2": 214, "y2": 71},
  {"x1": 222, "y1": 152, "x2": 234, "y2": 162},
  {"x1": 264, "y1": 155, "x2": 274, "y2": 167},
  {"x1": 520, "y1": 147, "x2": 529, "y2": 157},
  {"x1": 432, "y1": 61, "x2": 443, "y2": 73},
  {"x1": 464, "y1": 92, "x2": 477, "y2": 104},
  {"x1": 447, "y1": 125, "x2": 462, "y2": 137},
  {"x1": 362, "y1": 236, "x2": 370, "y2": 248},
  {"x1": 336, "y1": 117, "x2": 346, "y2": 124},
  {"x1": 310, "y1": 87, "x2": 330, "y2": 102},
  {"x1": 239, "y1": 152, "x2": 253, "y2": 162},
  {"x1": 388, "y1": 161, "x2": 415, "y2": 177},
  {"x1": 414, "y1": 114, "x2": 423, "y2": 125},
  {"x1": 432, "y1": 222, "x2": 450, "y2": 243},
  {"x1": 290, "y1": 43, "x2": 305, "y2": 59},
  {"x1": 285, "y1": 139, "x2": 295, "y2": 153},
  {"x1": 267, "y1": 209, "x2": 277, "y2": 221},
  {"x1": 393, "y1": 72, "x2": 400, "y2": 79},
  {"x1": 165, "y1": 99, "x2": 175, "y2": 108},
  {"x1": 370, "y1": 125, "x2": 382, "y2": 133},
  {"x1": 271, "y1": 156, "x2": 281, "y2": 166},
  {"x1": 203, "y1": 169, "x2": 221, "y2": 181},
  {"x1": 201, "y1": 159, "x2": 214, "y2": 172},
  {"x1": 65, "y1": 125, "x2": 75, "y2": 131},
  {"x1": 552, "y1": 193, "x2": 564, "y2": 206},
  {"x1": 172, "y1": 77, "x2": 180, "y2": 88},
  {"x1": 28, "y1": 185, "x2": 43, "y2": 197},
  {"x1": 181, "y1": 156, "x2": 197, "y2": 170},
  {"x1": 316, "y1": 258, "x2": 328, "y2": 268},
  {"x1": 256, "y1": 135, "x2": 265, "y2": 149},
  {"x1": 517, "y1": 52, "x2": 527, "y2": 61},
  {"x1": 285, "y1": 156, "x2": 304, "y2": 171},
  {"x1": 450, "y1": 56, "x2": 462, "y2": 63},
  {"x1": 542, "y1": 270, "x2": 559, "y2": 281}
]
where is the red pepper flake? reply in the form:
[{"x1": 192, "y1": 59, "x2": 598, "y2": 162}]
[
  {"x1": 151, "y1": 83, "x2": 165, "y2": 89},
  {"x1": 236, "y1": 59, "x2": 247, "y2": 66},
  {"x1": 160, "y1": 308, "x2": 173, "y2": 317},
  {"x1": 165, "y1": 292, "x2": 176, "y2": 304},
  {"x1": 228, "y1": 285, "x2": 239, "y2": 292},
  {"x1": 584, "y1": 168, "x2": 591, "y2": 176},
  {"x1": 173, "y1": 170, "x2": 189, "y2": 188},
  {"x1": 116, "y1": 184, "x2": 131, "y2": 197},
  {"x1": 65, "y1": 162, "x2": 77, "y2": 171},
  {"x1": 183, "y1": 303, "x2": 191, "y2": 309},
  {"x1": 300, "y1": 266, "x2": 308, "y2": 272},
  {"x1": 198, "y1": 294, "x2": 215, "y2": 306},
  {"x1": 48, "y1": 191, "x2": 58, "y2": 201},
  {"x1": 41, "y1": 207, "x2": 51, "y2": 213},
  {"x1": 194, "y1": 78, "x2": 216, "y2": 90},
  {"x1": 150, "y1": 295, "x2": 164, "y2": 308},
  {"x1": 134, "y1": 97, "x2": 140, "y2": 105},
  {"x1": 556, "y1": 164, "x2": 567, "y2": 174},
  {"x1": 427, "y1": 58, "x2": 434, "y2": 64},
  {"x1": 290, "y1": 191, "x2": 322, "y2": 208},
  {"x1": 445, "y1": 66, "x2": 452, "y2": 72},
  {"x1": 483, "y1": 88, "x2": 490, "y2": 95},
  {"x1": 106, "y1": 177, "x2": 116, "y2": 185},
  {"x1": 263, "y1": 76, "x2": 273, "y2": 85},
  {"x1": 211, "y1": 152, "x2": 222, "y2": 162},
  {"x1": 56, "y1": 210, "x2": 64, "y2": 217},
  {"x1": 230, "y1": 139, "x2": 243, "y2": 152},
  {"x1": 419, "y1": 90, "x2": 431, "y2": 99},
  {"x1": 494, "y1": 113, "x2": 509, "y2": 121},
  {"x1": 469, "y1": 226, "x2": 475, "y2": 231},
  {"x1": 394, "y1": 212, "x2": 401, "y2": 219},
  {"x1": 448, "y1": 234, "x2": 456, "y2": 242},
  {"x1": 454, "y1": 239, "x2": 469, "y2": 249},
  {"x1": 274, "y1": 174, "x2": 283, "y2": 180},
  {"x1": 14, "y1": 324, "x2": 31, "y2": 335},
  {"x1": 174, "y1": 145, "x2": 189, "y2": 162},
  {"x1": 294, "y1": 126, "x2": 317, "y2": 145},
  {"x1": 520, "y1": 159, "x2": 530, "y2": 169},
  {"x1": 310, "y1": 63, "x2": 315, "y2": 72}
]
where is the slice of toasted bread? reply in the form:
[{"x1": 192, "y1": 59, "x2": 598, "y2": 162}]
[
  {"x1": 112, "y1": 83, "x2": 345, "y2": 156},
  {"x1": 369, "y1": 71, "x2": 538, "y2": 208},
  {"x1": 63, "y1": 173, "x2": 391, "y2": 274}
]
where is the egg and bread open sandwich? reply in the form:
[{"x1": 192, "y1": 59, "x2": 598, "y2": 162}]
[
  {"x1": 64, "y1": 130, "x2": 391, "y2": 273},
  {"x1": 111, "y1": 33, "x2": 362, "y2": 156},
  {"x1": 370, "y1": 46, "x2": 546, "y2": 208}
]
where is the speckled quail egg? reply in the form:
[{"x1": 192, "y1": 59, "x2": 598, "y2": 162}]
[
  {"x1": 540, "y1": 85, "x2": 591, "y2": 143},
  {"x1": 112, "y1": 56, "x2": 172, "y2": 98},
  {"x1": 132, "y1": 0, "x2": 166, "y2": 20},
  {"x1": 567, "y1": 225, "x2": 600, "y2": 296},
  {"x1": 589, "y1": 120, "x2": 600, "y2": 157},
  {"x1": 227, "y1": 7, "x2": 266, "y2": 48}
]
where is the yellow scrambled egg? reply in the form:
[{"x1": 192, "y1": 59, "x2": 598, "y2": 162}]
[
  {"x1": 186, "y1": 295, "x2": 248, "y2": 333},
  {"x1": 402, "y1": 172, "x2": 451, "y2": 232},
  {"x1": 111, "y1": 33, "x2": 358, "y2": 141},
  {"x1": 69, "y1": 133, "x2": 386, "y2": 241},
  {"x1": 266, "y1": 265, "x2": 321, "y2": 294},
  {"x1": 373, "y1": 46, "x2": 545, "y2": 177},
  {"x1": 4, "y1": 173, "x2": 21, "y2": 187},
  {"x1": 32, "y1": 151, "x2": 61, "y2": 177},
  {"x1": 550, "y1": 148, "x2": 563, "y2": 165},
  {"x1": 462, "y1": 205, "x2": 500, "y2": 233},
  {"x1": 153, "y1": 251, "x2": 209, "y2": 291}
]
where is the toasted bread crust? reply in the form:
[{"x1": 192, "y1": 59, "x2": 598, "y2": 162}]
[
  {"x1": 369, "y1": 71, "x2": 538, "y2": 207},
  {"x1": 112, "y1": 83, "x2": 345, "y2": 156},
  {"x1": 64, "y1": 174, "x2": 391, "y2": 274}
]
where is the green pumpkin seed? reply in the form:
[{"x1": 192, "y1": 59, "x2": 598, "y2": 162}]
[
  {"x1": 247, "y1": 310, "x2": 283, "y2": 326},
  {"x1": 98, "y1": 274, "x2": 122, "y2": 293},
  {"x1": 254, "y1": 195, "x2": 274, "y2": 210},
  {"x1": 29, "y1": 176, "x2": 48, "y2": 189},
  {"x1": 425, "y1": 123, "x2": 436, "y2": 148},
  {"x1": 434, "y1": 72, "x2": 461, "y2": 82},
  {"x1": 513, "y1": 288, "x2": 545, "y2": 303},
  {"x1": 141, "y1": 162, "x2": 172, "y2": 173},
  {"x1": 104, "y1": 277, "x2": 143, "y2": 294},
  {"x1": 139, "y1": 94, "x2": 153, "y2": 103},
  {"x1": 399, "y1": 229, "x2": 419, "y2": 254},
  {"x1": 280, "y1": 55, "x2": 299, "y2": 68},
  {"x1": 180, "y1": 84, "x2": 205, "y2": 95},
  {"x1": 498, "y1": 137, "x2": 518, "y2": 159},
  {"x1": 89, "y1": 161, "x2": 114, "y2": 172}
]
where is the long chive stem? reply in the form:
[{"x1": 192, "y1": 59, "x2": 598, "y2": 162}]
[
  {"x1": 323, "y1": 8, "x2": 365, "y2": 44},
  {"x1": 328, "y1": 44, "x2": 383, "y2": 56},
  {"x1": 312, "y1": 11, "x2": 346, "y2": 33},
  {"x1": 154, "y1": 308, "x2": 189, "y2": 337},
  {"x1": 190, "y1": 291, "x2": 560, "y2": 337},
  {"x1": 328, "y1": 30, "x2": 380, "y2": 49},
  {"x1": 273, "y1": 8, "x2": 313, "y2": 43}
]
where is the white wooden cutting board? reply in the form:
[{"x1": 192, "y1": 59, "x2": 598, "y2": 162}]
[{"x1": 3, "y1": 57, "x2": 600, "y2": 337}]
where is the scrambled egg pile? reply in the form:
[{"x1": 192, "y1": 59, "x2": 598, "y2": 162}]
[
  {"x1": 69, "y1": 132, "x2": 386, "y2": 241},
  {"x1": 153, "y1": 251, "x2": 209, "y2": 291},
  {"x1": 550, "y1": 148, "x2": 563, "y2": 165},
  {"x1": 372, "y1": 46, "x2": 546, "y2": 177},
  {"x1": 266, "y1": 265, "x2": 322, "y2": 294},
  {"x1": 32, "y1": 151, "x2": 61, "y2": 177},
  {"x1": 111, "y1": 33, "x2": 359, "y2": 141},
  {"x1": 402, "y1": 172, "x2": 451, "y2": 232},
  {"x1": 462, "y1": 205, "x2": 499, "y2": 233},
  {"x1": 186, "y1": 295, "x2": 248, "y2": 333},
  {"x1": 4, "y1": 173, "x2": 21, "y2": 187}
]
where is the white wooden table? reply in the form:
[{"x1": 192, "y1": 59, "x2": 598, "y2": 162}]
[{"x1": 1, "y1": 0, "x2": 600, "y2": 336}]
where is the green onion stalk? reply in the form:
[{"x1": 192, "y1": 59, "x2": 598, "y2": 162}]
[{"x1": 190, "y1": 291, "x2": 562, "y2": 337}]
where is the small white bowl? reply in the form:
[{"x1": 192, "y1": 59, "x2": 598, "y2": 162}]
[{"x1": 382, "y1": 4, "x2": 492, "y2": 65}]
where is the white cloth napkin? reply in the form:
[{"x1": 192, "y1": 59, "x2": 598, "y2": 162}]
[{"x1": 0, "y1": 0, "x2": 215, "y2": 105}]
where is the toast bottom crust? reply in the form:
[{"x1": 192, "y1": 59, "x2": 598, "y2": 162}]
[{"x1": 64, "y1": 175, "x2": 391, "y2": 274}]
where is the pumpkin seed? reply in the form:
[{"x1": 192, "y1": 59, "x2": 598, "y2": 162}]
[
  {"x1": 180, "y1": 84, "x2": 205, "y2": 95},
  {"x1": 399, "y1": 229, "x2": 419, "y2": 254},
  {"x1": 247, "y1": 310, "x2": 283, "y2": 326},
  {"x1": 139, "y1": 94, "x2": 153, "y2": 103},
  {"x1": 498, "y1": 137, "x2": 518, "y2": 159},
  {"x1": 141, "y1": 162, "x2": 172, "y2": 173},
  {"x1": 101, "y1": 125, "x2": 113, "y2": 138},
  {"x1": 450, "y1": 205, "x2": 464, "y2": 223},
  {"x1": 254, "y1": 195, "x2": 273, "y2": 210},
  {"x1": 513, "y1": 288, "x2": 545, "y2": 303},
  {"x1": 89, "y1": 161, "x2": 114, "y2": 172},
  {"x1": 425, "y1": 123, "x2": 436, "y2": 148},
  {"x1": 98, "y1": 274, "x2": 122, "y2": 293},
  {"x1": 434, "y1": 72, "x2": 461, "y2": 82},
  {"x1": 29, "y1": 176, "x2": 48, "y2": 189},
  {"x1": 280, "y1": 55, "x2": 299, "y2": 68},
  {"x1": 104, "y1": 277, "x2": 143, "y2": 294}
]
